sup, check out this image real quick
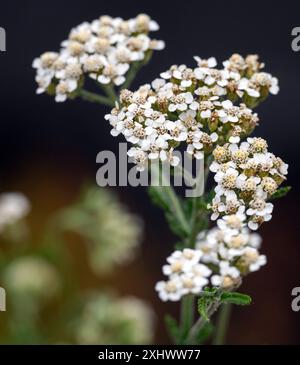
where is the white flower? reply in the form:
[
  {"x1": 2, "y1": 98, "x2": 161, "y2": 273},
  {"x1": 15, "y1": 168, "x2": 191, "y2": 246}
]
[
  {"x1": 98, "y1": 62, "x2": 129, "y2": 85},
  {"x1": 214, "y1": 166, "x2": 239, "y2": 191},
  {"x1": 168, "y1": 92, "x2": 194, "y2": 112},
  {"x1": 164, "y1": 248, "x2": 202, "y2": 273},
  {"x1": 246, "y1": 198, "x2": 273, "y2": 230},
  {"x1": 151, "y1": 78, "x2": 166, "y2": 90},
  {"x1": 238, "y1": 78, "x2": 260, "y2": 98},
  {"x1": 217, "y1": 208, "x2": 247, "y2": 233},
  {"x1": 179, "y1": 272, "x2": 209, "y2": 295},
  {"x1": 165, "y1": 120, "x2": 187, "y2": 142},
  {"x1": 218, "y1": 100, "x2": 240, "y2": 123},
  {"x1": 55, "y1": 79, "x2": 78, "y2": 102},
  {"x1": 211, "y1": 261, "x2": 240, "y2": 288},
  {"x1": 194, "y1": 56, "x2": 217, "y2": 68},
  {"x1": 0, "y1": 193, "x2": 30, "y2": 231},
  {"x1": 203, "y1": 69, "x2": 229, "y2": 87},
  {"x1": 178, "y1": 109, "x2": 197, "y2": 128},
  {"x1": 127, "y1": 147, "x2": 148, "y2": 171},
  {"x1": 239, "y1": 247, "x2": 267, "y2": 272},
  {"x1": 155, "y1": 277, "x2": 182, "y2": 302},
  {"x1": 160, "y1": 149, "x2": 180, "y2": 166}
]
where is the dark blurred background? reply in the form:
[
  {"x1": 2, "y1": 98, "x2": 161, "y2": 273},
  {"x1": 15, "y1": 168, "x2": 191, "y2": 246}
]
[{"x1": 0, "y1": 0, "x2": 299, "y2": 344}]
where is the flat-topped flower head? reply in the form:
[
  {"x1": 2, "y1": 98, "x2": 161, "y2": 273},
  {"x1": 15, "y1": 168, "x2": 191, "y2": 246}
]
[
  {"x1": 105, "y1": 54, "x2": 276, "y2": 170},
  {"x1": 209, "y1": 138, "x2": 288, "y2": 229},
  {"x1": 33, "y1": 14, "x2": 165, "y2": 101},
  {"x1": 155, "y1": 248, "x2": 212, "y2": 302}
]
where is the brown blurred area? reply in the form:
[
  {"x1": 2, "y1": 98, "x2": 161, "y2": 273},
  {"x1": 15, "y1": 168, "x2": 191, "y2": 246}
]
[{"x1": 2, "y1": 158, "x2": 299, "y2": 344}]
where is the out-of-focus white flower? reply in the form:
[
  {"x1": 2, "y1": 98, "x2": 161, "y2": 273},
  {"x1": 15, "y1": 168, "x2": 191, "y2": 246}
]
[
  {"x1": 57, "y1": 186, "x2": 142, "y2": 274},
  {"x1": 0, "y1": 192, "x2": 30, "y2": 232},
  {"x1": 3, "y1": 257, "x2": 60, "y2": 300},
  {"x1": 75, "y1": 293, "x2": 154, "y2": 344},
  {"x1": 211, "y1": 261, "x2": 241, "y2": 289},
  {"x1": 155, "y1": 277, "x2": 183, "y2": 302}
]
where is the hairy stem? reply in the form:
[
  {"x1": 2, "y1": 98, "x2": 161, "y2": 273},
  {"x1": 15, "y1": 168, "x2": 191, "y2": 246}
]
[
  {"x1": 179, "y1": 295, "x2": 194, "y2": 344},
  {"x1": 121, "y1": 61, "x2": 143, "y2": 90},
  {"x1": 78, "y1": 89, "x2": 115, "y2": 107},
  {"x1": 99, "y1": 83, "x2": 118, "y2": 102},
  {"x1": 213, "y1": 303, "x2": 232, "y2": 345},
  {"x1": 121, "y1": 51, "x2": 153, "y2": 90}
]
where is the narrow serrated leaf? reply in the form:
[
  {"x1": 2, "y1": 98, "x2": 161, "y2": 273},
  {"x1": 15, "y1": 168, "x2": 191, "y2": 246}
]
[
  {"x1": 164, "y1": 315, "x2": 180, "y2": 342},
  {"x1": 220, "y1": 292, "x2": 252, "y2": 306},
  {"x1": 148, "y1": 186, "x2": 169, "y2": 210},
  {"x1": 270, "y1": 186, "x2": 291, "y2": 200}
]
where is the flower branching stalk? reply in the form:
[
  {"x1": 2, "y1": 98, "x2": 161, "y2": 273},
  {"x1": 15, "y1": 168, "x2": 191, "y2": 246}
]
[
  {"x1": 77, "y1": 89, "x2": 115, "y2": 107},
  {"x1": 76, "y1": 52, "x2": 154, "y2": 107},
  {"x1": 33, "y1": 13, "x2": 290, "y2": 345}
]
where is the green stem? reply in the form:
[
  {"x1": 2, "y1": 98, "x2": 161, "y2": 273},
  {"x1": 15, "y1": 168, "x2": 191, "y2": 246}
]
[
  {"x1": 99, "y1": 83, "x2": 118, "y2": 102},
  {"x1": 121, "y1": 61, "x2": 143, "y2": 90},
  {"x1": 179, "y1": 295, "x2": 194, "y2": 344},
  {"x1": 121, "y1": 51, "x2": 153, "y2": 90},
  {"x1": 78, "y1": 89, "x2": 115, "y2": 107},
  {"x1": 185, "y1": 197, "x2": 198, "y2": 248},
  {"x1": 213, "y1": 303, "x2": 232, "y2": 345},
  {"x1": 187, "y1": 299, "x2": 220, "y2": 344},
  {"x1": 162, "y1": 183, "x2": 190, "y2": 236}
]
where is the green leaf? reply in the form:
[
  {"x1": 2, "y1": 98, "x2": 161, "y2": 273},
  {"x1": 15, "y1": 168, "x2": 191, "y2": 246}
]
[
  {"x1": 202, "y1": 287, "x2": 219, "y2": 297},
  {"x1": 148, "y1": 186, "x2": 187, "y2": 239},
  {"x1": 220, "y1": 292, "x2": 252, "y2": 306},
  {"x1": 174, "y1": 241, "x2": 186, "y2": 250},
  {"x1": 270, "y1": 186, "x2": 291, "y2": 200},
  {"x1": 148, "y1": 186, "x2": 169, "y2": 211},
  {"x1": 164, "y1": 315, "x2": 180, "y2": 342},
  {"x1": 197, "y1": 296, "x2": 211, "y2": 322},
  {"x1": 165, "y1": 211, "x2": 187, "y2": 238},
  {"x1": 204, "y1": 189, "x2": 215, "y2": 205}
]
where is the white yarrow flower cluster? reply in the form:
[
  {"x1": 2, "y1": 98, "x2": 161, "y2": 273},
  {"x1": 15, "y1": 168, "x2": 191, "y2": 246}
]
[
  {"x1": 155, "y1": 248, "x2": 212, "y2": 301},
  {"x1": 196, "y1": 218, "x2": 266, "y2": 289},
  {"x1": 105, "y1": 54, "x2": 277, "y2": 171},
  {"x1": 155, "y1": 221, "x2": 266, "y2": 301},
  {"x1": 209, "y1": 137, "x2": 288, "y2": 230},
  {"x1": 33, "y1": 14, "x2": 165, "y2": 102}
]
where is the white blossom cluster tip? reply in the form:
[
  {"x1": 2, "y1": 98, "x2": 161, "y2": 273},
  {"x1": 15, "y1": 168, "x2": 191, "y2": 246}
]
[
  {"x1": 105, "y1": 54, "x2": 278, "y2": 171},
  {"x1": 209, "y1": 137, "x2": 288, "y2": 230},
  {"x1": 222, "y1": 54, "x2": 279, "y2": 98},
  {"x1": 196, "y1": 220, "x2": 266, "y2": 290},
  {"x1": 32, "y1": 14, "x2": 165, "y2": 102},
  {"x1": 155, "y1": 248, "x2": 212, "y2": 301},
  {"x1": 155, "y1": 221, "x2": 266, "y2": 301}
]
